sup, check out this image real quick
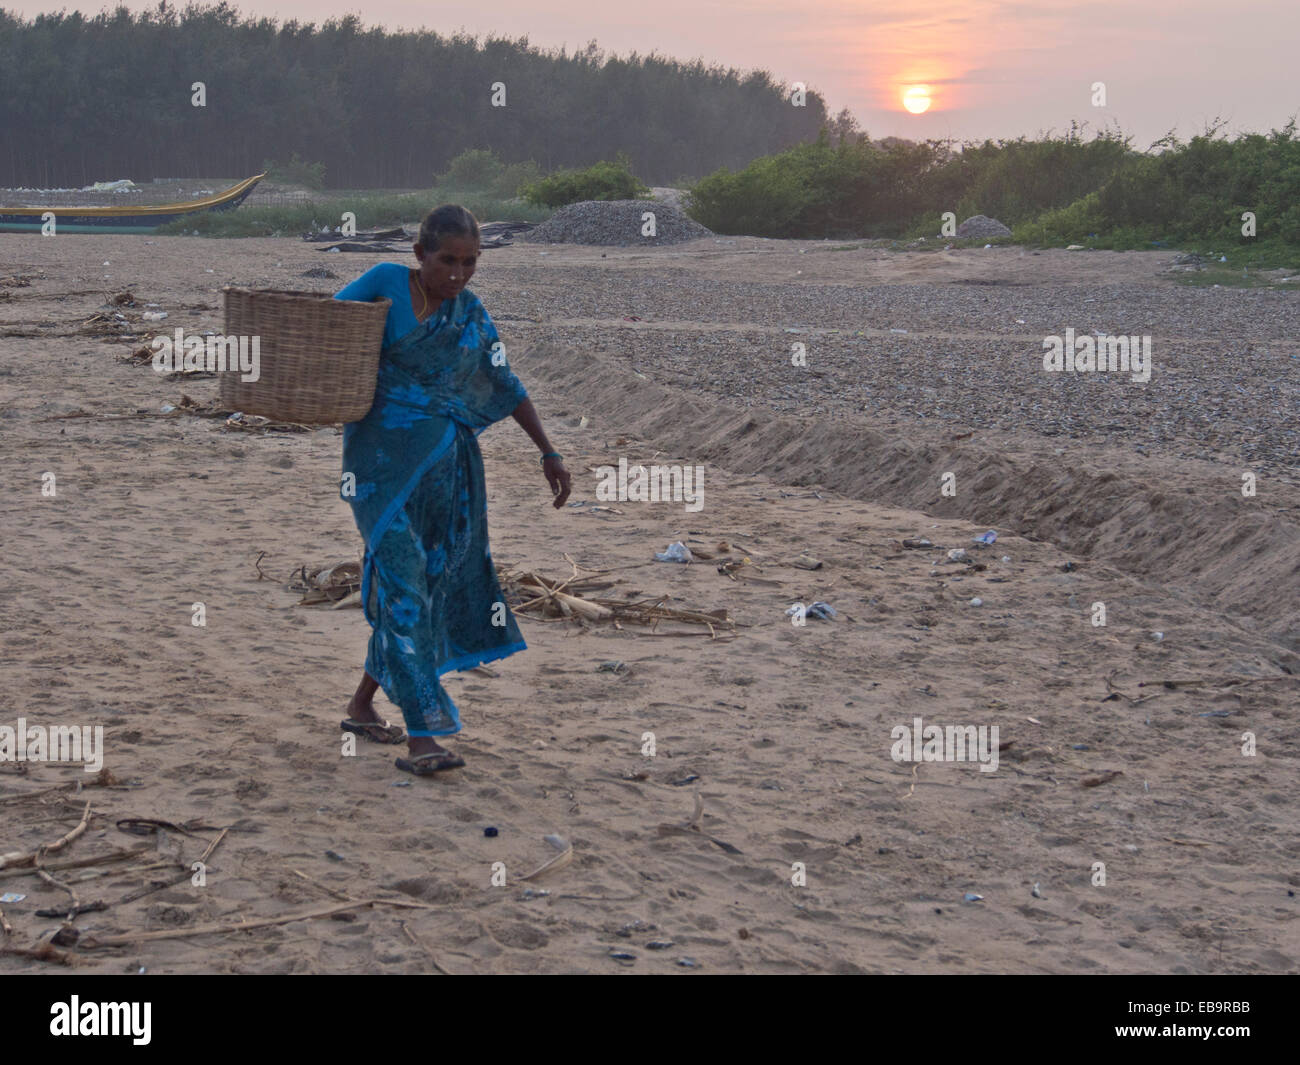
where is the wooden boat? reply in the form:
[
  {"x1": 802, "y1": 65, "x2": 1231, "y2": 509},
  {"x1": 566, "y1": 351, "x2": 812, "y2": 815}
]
[{"x1": 0, "y1": 173, "x2": 266, "y2": 233}]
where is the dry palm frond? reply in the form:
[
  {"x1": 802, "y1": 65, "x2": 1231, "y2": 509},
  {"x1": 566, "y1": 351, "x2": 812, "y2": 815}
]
[
  {"x1": 290, "y1": 560, "x2": 363, "y2": 606},
  {"x1": 117, "y1": 342, "x2": 160, "y2": 365},
  {"x1": 221, "y1": 412, "x2": 314, "y2": 433},
  {"x1": 497, "y1": 558, "x2": 734, "y2": 637}
]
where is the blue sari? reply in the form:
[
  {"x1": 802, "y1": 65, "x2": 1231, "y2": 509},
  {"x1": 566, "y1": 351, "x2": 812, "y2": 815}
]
[{"x1": 334, "y1": 267, "x2": 529, "y2": 736}]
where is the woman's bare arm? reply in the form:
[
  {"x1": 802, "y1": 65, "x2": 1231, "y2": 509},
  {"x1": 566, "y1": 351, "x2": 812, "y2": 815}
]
[
  {"x1": 511, "y1": 398, "x2": 555, "y2": 454},
  {"x1": 512, "y1": 398, "x2": 571, "y2": 507}
]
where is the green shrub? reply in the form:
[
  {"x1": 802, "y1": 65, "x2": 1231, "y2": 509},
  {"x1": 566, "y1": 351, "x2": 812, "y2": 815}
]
[
  {"x1": 521, "y1": 154, "x2": 651, "y2": 207},
  {"x1": 435, "y1": 150, "x2": 544, "y2": 201},
  {"x1": 1012, "y1": 190, "x2": 1107, "y2": 245},
  {"x1": 438, "y1": 149, "x2": 502, "y2": 188},
  {"x1": 687, "y1": 118, "x2": 1300, "y2": 251},
  {"x1": 492, "y1": 159, "x2": 543, "y2": 199},
  {"x1": 688, "y1": 130, "x2": 948, "y2": 238},
  {"x1": 262, "y1": 153, "x2": 327, "y2": 190}
]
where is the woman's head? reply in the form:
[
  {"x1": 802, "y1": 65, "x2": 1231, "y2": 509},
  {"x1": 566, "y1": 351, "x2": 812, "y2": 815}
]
[{"x1": 414, "y1": 204, "x2": 480, "y2": 302}]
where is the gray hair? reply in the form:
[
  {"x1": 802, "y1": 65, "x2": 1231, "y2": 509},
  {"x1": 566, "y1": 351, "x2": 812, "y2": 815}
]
[{"x1": 418, "y1": 204, "x2": 480, "y2": 252}]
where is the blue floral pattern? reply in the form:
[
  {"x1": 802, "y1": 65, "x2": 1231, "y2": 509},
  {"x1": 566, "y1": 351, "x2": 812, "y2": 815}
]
[{"x1": 335, "y1": 282, "x2": 530, "y2": 737}]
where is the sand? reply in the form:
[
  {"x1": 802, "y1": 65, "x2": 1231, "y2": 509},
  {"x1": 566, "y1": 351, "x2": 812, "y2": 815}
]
[{"x1": 0, "y1": 233, "x2": 1297, "y2": 973}]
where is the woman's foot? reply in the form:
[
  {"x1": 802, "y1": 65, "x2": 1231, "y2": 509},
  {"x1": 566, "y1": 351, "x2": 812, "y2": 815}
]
[
  {"x1": 395, "y1": 747, "x2": 466, "y2": 774},
  {"x1": 341, "y1": 718, "x2": 405, "y2": 744},
  {"x1": 394, "y1": 735, "x2": 465, "y2": 772},
  {"x1": 345, "y1": 695, "x2": 383, "y2": 725},
  {"x1": 409, "y1": 736, "x2": 454, "y2": 758},
  {"x1": 341, "y1": 684, "x2": 404, "y2": 744}
]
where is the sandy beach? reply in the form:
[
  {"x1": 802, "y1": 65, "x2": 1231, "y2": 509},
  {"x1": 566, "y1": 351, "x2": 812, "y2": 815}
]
[{"x1": 1, "y1": 233, "x2": 1297, "y2": 973}]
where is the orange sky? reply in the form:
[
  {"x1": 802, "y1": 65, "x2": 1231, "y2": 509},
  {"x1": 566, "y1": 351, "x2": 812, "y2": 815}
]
[{"x1": 7, "y1": 0, "x2": 1297, "y2": 145}]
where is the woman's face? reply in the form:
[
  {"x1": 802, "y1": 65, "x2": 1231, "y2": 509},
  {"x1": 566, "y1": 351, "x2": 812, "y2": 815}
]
[{"x1": 415, "y1": 234, "x2": 478, "y2": 302}]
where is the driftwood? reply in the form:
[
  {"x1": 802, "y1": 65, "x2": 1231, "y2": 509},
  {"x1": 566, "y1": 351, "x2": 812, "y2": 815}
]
[
  {"x1": 498, "y1": 556, "x2": 734, "y2": 637},
  {"x1": 29, "y1": 800, "x2": 93, "y2": 926},
  {"x1": 77, "y1": 900, "x2": 373, "y2": 948},
  {"x1": 0, "y1": 766, "x2": 123, "y2": 806},
  {"x1": 1, "y1": 799, "x2": 94, "y2": 871},
  {"x1": 0, "y1": 843, "x2": 152, "y2": 877},
  {"x1": 77, "y1": 894, "x2": 438, "y2": 949}
]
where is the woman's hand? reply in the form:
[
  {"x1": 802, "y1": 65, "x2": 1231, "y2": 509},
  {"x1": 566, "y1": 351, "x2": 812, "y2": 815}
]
[{"x1": 543, "y1": 455, "x2": 572, "y2": 508}]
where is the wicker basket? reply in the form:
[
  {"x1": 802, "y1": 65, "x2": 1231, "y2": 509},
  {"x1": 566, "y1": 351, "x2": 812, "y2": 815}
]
[{"x1": 219, "y1": 287, "x2": 390, "y2": 425}]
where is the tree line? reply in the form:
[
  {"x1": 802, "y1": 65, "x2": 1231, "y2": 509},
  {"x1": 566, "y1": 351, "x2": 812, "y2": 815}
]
[{"x1": 0, "y1": 2, "x2": 828, "y2": 189}]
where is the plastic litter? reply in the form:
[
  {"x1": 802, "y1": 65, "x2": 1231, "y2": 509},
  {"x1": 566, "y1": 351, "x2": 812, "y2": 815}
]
[
  {"x1": 969, "y1": 597, "x2": 983, "y2": 607},
  {"x1": 141, "y1": 311, "x2": 168, "y2": 321},
  {"x1": 946, "y1": 549, "x2": 969, "y2": 563},
  {"x1": 964, "y1": 893, "x2": 984, "y2": 903},
  {"x1": 654, "y1": 541, "x2": 694, "y2": 563},
  {"x1": 902, "y1": 538, "x2": 933, "y2": 549},
  {"x1": 1031, "y1": 883, "x2": 1044, "y2": 899},
  {"x1": 0, "y1": 892, "x2": 25, "y2": 903},
  {"x1": 972, "y1": 530, "x2": 998, "y2": 545},
  {"x1": 786, "y1": 601, "x2": 837, "y2": 620},
  {"x1": 484, "y1": 826, "x2": 499, "y2": 837}
]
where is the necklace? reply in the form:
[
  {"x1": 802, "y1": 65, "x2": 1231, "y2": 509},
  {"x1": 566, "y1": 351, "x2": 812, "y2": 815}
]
[{"x1": 412, "y1": 269, "x2": 430, "y2": 319}]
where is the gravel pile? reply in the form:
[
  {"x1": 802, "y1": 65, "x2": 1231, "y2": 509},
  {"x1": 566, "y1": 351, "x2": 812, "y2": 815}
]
[
  {"x1": 955, "y1": 215, "x2": 1012, "y2": 239},
  {"x1": 520, "y1": 199, "x2": 713, "y2": 246}
]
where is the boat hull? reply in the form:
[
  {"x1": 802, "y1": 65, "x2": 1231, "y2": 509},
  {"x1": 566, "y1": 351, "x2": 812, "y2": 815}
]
[{"x1": 0, "y1": 173, "x2": 265, "y2": 234}]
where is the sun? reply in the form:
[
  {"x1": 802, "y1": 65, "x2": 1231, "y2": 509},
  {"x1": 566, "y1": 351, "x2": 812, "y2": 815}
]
[{"x1": 902, "y1": 85, "x2": 932, "y2": 114}]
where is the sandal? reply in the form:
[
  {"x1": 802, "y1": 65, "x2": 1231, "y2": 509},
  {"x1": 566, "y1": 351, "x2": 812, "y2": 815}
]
[
  {"x1": 341, "y1": 718, "x2": 406, "y2": 744},
  {"x1": 395, "y1": 750, "x2": 466, "y2": 775}
]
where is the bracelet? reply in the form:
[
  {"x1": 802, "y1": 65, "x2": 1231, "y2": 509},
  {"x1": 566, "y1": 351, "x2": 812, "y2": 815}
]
[{"x1": 540, "y1": 452, "x2": 562, "y2": 465}]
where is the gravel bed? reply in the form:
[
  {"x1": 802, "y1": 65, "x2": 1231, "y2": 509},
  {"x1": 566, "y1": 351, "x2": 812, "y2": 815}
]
[{"x1": 467, "y1": 268, "x2": 1300, "y2": 477}]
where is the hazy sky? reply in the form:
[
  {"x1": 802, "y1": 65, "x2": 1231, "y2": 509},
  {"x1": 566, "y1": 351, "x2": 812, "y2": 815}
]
[{"x1": 9, "y1": 0, "x2": 1297, "y2": 147}]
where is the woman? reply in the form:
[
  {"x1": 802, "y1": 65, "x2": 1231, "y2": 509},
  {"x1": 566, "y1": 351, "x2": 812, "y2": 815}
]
[{"x1": 332, "y1": 204, "x2": 571, "y2": 775}]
